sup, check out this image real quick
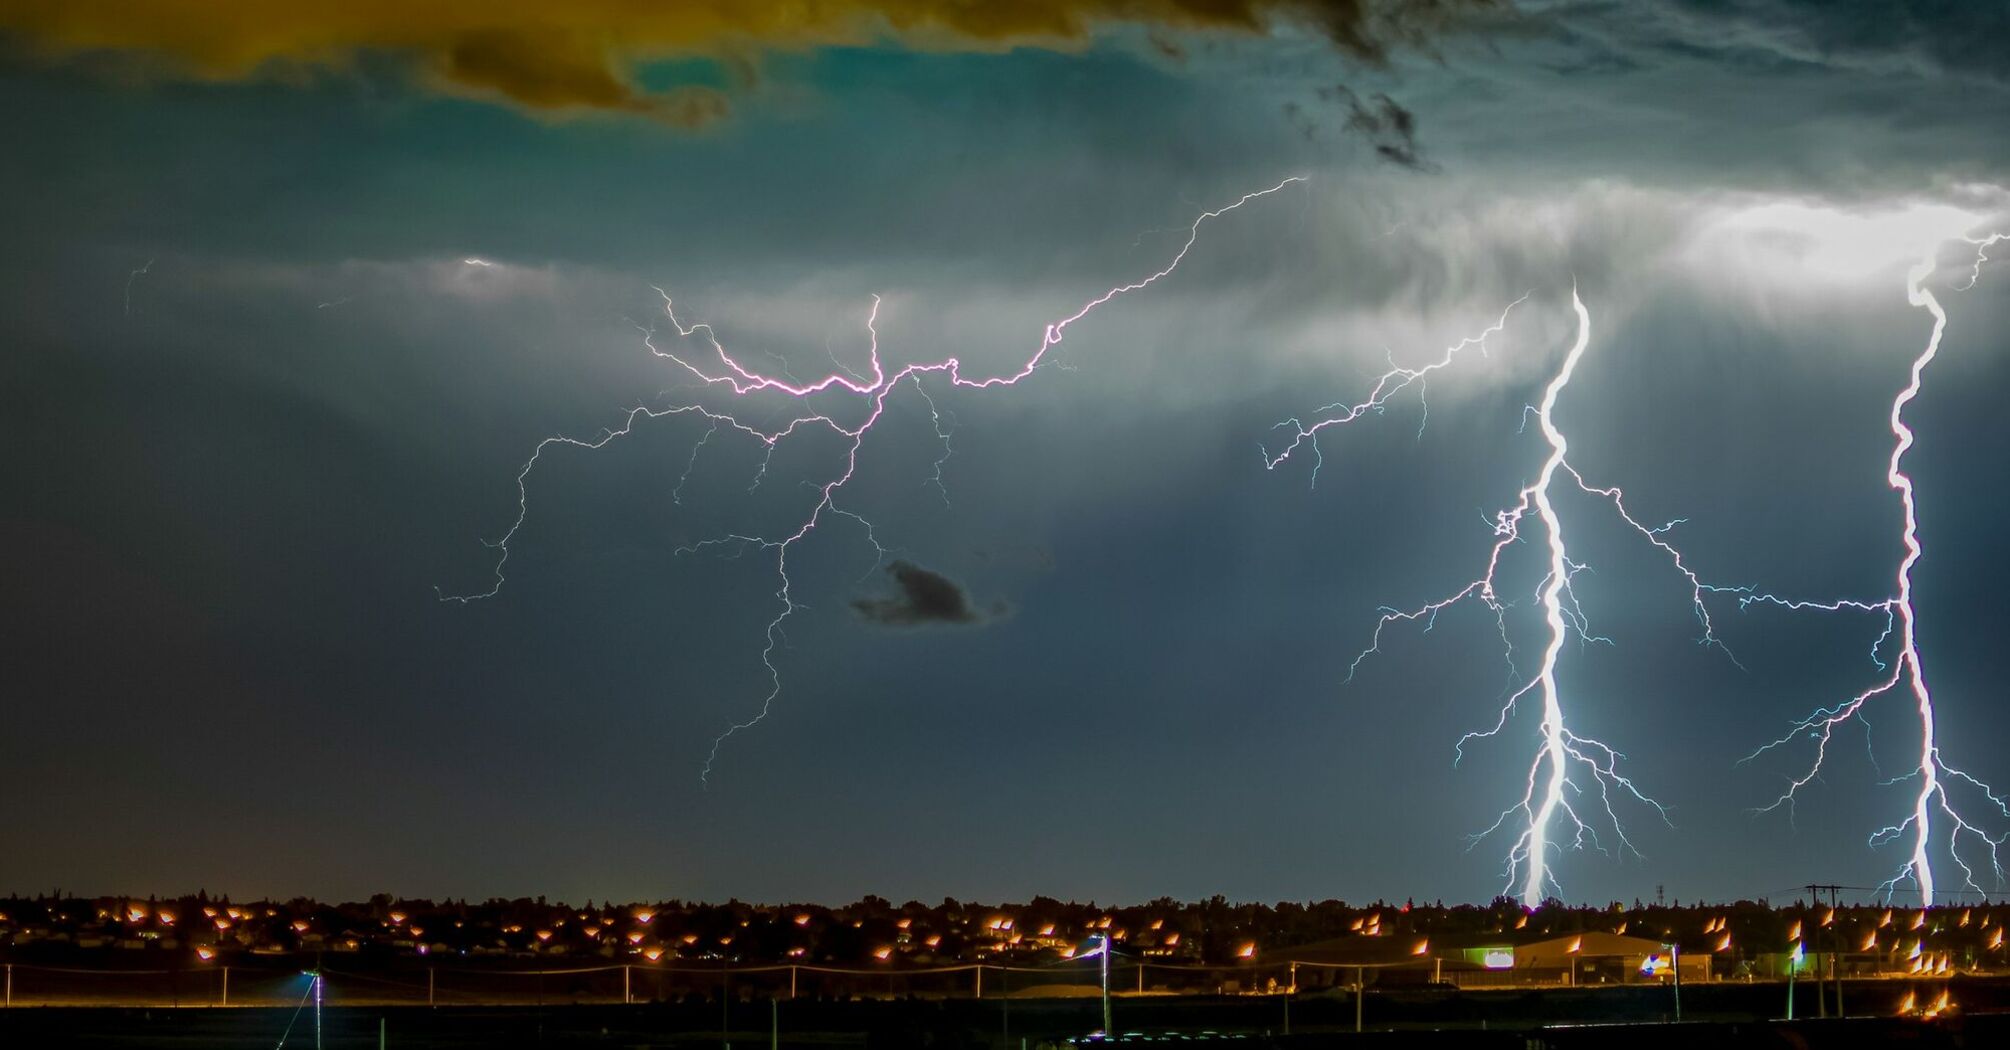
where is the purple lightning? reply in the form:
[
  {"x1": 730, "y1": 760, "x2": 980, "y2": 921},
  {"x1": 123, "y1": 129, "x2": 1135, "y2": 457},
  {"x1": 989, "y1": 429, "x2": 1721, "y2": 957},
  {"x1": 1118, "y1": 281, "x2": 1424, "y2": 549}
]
[
  {"x1": 1267, "y1": 288, "x2": 1735, "y2": 905},
  {"x1": 1737, "y1": 234, "x2": 2010, "y2": 904},
  {"x1": 442, "y1": 177, "x2": 1305, "y2": 783}
]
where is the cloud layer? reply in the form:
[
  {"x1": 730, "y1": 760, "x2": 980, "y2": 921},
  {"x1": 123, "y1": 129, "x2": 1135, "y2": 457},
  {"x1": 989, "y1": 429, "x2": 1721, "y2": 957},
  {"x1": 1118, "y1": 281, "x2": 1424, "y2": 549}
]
[{"x1": 0, "y1": 1, "x2": 1501, "y2": 119}]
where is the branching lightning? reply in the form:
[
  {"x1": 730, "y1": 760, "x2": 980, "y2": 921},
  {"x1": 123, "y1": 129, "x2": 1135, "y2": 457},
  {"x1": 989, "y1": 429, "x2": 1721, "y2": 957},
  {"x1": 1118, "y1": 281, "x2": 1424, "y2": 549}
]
[
  {"x1": 1736, "y1": 235, "x2": 2010, "y2": 904},
  {"x1": 443, "y1": 178, "x2": 1305, "y2": 784},
  {"x1": 1267, "y1": 289, "x2": 1737, "y2": 905},
  {"x1": 124, "y1": 258, "x2": 152, "y2": 316}
]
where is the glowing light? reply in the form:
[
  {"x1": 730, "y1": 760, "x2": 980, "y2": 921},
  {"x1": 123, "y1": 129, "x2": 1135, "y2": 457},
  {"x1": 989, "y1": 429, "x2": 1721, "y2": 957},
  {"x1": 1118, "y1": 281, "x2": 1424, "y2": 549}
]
[
  {"x1": 443, "y1": 179, "x2": 1305, "y2": 783},
  {"x1": 1236, "y1": 942, "x2": 1257, "y2": 960},
  {"x1": 196, "y1": 947, "x2": 215, "y2": 962},
  {"x1": 1485, "y1": 949, "x2": 1516, "y2": 970},
  {"x1": 1703, "y1": 199, "x2": 1981, "y2": 282},
  {"x1": 633, "y1": 908, "x2": 655, "y2": 924},
  {"x1": 873, "y1": 946, "x2": 892, "y2": 961},
  {"x1": 1412, "y1": 939, "x2": 1430, "y2": 956},
  {"x1": 793, "y1": 914, "x2": 811, "y2": 926},
  {"x1": 644, "y1": 947, "x2": 664, "y2": 962}
]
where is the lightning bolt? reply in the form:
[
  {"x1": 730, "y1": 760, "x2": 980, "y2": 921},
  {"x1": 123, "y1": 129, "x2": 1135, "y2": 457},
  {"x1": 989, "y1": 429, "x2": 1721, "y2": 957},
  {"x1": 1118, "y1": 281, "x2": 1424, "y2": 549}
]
[
  {"x1": 124, "y1": 258, "x2": 152, "y2": 316},
  {"x1": 1268, "y1": 288, "x2": 1738, "y2": 904},
  {"x1": 443, "y1": 177, "x2": 1306, "y2": 784},
  {"x1": 1739, "y1": 235, "x2": 2010, "y2": 904}
]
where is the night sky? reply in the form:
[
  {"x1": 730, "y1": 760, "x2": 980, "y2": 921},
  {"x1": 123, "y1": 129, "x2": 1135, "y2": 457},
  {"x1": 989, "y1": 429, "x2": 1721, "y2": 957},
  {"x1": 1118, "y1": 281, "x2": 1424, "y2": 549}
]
[{"x1": 4, "y1": 1, "x2": 2009, "y2": 909}]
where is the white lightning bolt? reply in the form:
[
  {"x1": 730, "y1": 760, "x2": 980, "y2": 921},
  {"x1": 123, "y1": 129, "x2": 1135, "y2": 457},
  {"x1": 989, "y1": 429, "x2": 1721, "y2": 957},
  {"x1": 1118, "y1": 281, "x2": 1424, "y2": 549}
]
[
  {"x1": 1268, "y1": 288, "x2": 1721, "y2": 903},
  {"x1": 443, "y1": 178, "x2": 1305, "y2": 784},
  {"x1": 1739, "y1": 235, "x2": 2010, "y2": 904}
]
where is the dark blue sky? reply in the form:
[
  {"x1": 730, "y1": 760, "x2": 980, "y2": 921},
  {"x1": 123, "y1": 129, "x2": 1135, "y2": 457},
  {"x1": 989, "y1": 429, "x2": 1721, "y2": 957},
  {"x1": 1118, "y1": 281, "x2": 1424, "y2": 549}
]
[{"x1": 3, "y1": 1, "x2": 2009, "y2": 907}]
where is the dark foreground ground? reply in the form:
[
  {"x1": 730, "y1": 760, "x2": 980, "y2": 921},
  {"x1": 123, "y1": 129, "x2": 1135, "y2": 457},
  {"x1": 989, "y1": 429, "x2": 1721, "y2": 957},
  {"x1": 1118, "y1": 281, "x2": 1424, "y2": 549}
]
[{"x1": 5, "y1": 979, "x2": 2006, "y2": 1049}]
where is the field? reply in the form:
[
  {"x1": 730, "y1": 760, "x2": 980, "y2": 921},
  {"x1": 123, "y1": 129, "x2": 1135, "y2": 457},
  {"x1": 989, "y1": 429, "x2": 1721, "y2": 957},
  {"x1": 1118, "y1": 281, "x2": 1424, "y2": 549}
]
[{"x1": 4, "y1": 978, "x2": 2009, "y2": 1048}]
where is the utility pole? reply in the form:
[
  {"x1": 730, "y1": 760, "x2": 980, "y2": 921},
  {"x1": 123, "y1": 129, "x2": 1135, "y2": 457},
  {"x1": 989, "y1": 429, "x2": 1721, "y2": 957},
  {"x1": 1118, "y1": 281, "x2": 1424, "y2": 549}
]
[
  {"x1": 221, "y1": 966, "x2": 229, "y2": 1007},
  {"x1": 1805, "y1": 883, "x2": 1849, "y2": 1018},
  {"x1": 430, "y1": 967, "x2": 436, "y2": 1008},
  {"x1": 770, "y1": 996, "x2": 778, "y2": 1050},
  {"x1": 315, "y1": 972, "x2": 324, "y2": 1050},
  {"x1": 1829, "y1": 885, "x2": 1845, "y2": 1018},
  {"x1": 1283, "y1": 963, "x2": 1294, "y2": 1035},
  {"x1": 1099, "y1": 935, "x2": 1112, "y2": 1036},
  {"x1": 1353, "y1": 967, "x2": 1364, "y2": 1033}
]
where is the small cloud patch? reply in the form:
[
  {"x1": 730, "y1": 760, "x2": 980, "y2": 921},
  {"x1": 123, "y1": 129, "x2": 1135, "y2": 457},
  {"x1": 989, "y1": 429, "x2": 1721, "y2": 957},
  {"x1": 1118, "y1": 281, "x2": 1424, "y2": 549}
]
[{"x1": 851, "y1": 560, "x2": 1007, "y2": 628}]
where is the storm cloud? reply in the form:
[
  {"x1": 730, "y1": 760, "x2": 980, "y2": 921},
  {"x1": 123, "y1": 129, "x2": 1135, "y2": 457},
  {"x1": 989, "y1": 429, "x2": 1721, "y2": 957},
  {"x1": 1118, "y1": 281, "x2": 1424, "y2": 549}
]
[
  {"x1": 851, "y1": 561, "x2": 1005, "y2": 628},
  {"x1": 1290, "y1": 84, "x2": 1436, "y2": 170},
  {"x1": 0, "y1": 0, "x2": 1505, "y2": 119}
]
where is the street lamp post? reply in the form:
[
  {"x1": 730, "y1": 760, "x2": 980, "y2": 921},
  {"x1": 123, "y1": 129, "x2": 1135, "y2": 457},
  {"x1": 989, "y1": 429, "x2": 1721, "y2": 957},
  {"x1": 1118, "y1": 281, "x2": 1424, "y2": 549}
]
[
  {"x1": 1786, "y1": 941, "x2": 1802, "y2": 1020},
  {"x1": 1100, "y1": 934, "x2": 1112, "y2": 1037},
  {"x1": 1669, "y1": 944, "x2": 1682, "y2": 1022}
]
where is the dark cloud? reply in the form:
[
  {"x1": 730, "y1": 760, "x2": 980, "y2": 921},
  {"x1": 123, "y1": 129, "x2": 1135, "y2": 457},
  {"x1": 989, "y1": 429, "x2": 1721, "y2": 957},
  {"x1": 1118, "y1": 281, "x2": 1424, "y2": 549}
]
[
  {"x1": 851, "y1": 560, "x2": 1005, "y2": 628},
  {"x1": 1661, "y1": 0, "x2": 2010, "y2": 81},
  {"x1": 0, "y1": 1, "x2": 1506, "y2": 117},
  {"x1": 1291, "y1": 85, "x2": 1437, "y2": 170}
]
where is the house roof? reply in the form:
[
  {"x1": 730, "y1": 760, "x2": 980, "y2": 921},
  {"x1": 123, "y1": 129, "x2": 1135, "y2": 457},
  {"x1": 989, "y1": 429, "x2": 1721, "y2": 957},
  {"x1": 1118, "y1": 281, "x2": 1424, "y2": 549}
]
[{"x1": 1516, "y1": 931, "x2": 1670, "y2": 963}]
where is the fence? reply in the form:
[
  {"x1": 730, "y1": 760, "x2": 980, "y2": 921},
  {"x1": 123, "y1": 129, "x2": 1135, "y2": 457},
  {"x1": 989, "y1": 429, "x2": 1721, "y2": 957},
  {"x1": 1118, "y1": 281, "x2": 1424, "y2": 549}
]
[{"x1": 0, "y1": 956, "x2": 1426, "y2": 1009}]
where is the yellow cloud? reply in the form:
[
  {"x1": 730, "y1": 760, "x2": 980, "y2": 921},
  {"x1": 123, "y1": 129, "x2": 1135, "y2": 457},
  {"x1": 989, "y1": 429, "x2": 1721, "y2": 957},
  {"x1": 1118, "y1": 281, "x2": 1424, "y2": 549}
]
[{"x1": 0, "y1": 1, "x2": 1497, "y2": 121}]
